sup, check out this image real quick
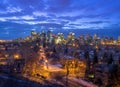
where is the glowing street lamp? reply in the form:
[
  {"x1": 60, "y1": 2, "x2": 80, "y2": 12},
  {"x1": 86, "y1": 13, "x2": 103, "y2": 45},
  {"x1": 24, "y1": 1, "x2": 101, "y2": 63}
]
[
  {"x1": 44, "y1": 59, "x2": 48, "y2": 70},
  {"x1": 14, "y1": 54, "x2": 20, "y2": 59},
  {"x1": 45, "y1": 59, "x2": 48, "y2": 63}
]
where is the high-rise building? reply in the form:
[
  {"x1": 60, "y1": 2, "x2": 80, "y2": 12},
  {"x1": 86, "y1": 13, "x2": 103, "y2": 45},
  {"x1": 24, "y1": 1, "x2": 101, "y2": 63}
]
[
  {"x1": 67, "y1": 32, "x2": 75, "y2": 42},
  {"x1": 93, "y1": 34, "x2": 97, "y2": 40},
  {"x1": 31, "y1": 31, "x2": 38, "y2": 40},
  {"x1": 118, "y1": 36, "x2": 120, "y2": 41},
  {"x1": 86, "y1": 34, "x2": 92, "y2": 43},
  {"x1": 31, "y1": 31, "x2": 37, "y2": 36},
  {"x1": 47, "y1": 30, "x2": 53, "y2": 43}
]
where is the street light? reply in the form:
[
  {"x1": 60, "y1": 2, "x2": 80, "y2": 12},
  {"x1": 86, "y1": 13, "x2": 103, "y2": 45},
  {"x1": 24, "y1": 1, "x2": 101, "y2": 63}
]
[
  {"x1": 44, "y1": 59, "x2": 48, "y2": 70},
  {"x1": 14, "y1": 54, "x2": 20, "y2": 59}
]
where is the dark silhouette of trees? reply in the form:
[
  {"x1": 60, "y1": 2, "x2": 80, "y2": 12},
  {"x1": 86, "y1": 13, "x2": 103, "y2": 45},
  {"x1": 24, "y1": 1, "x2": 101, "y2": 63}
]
[
  {"x1": 19, "y1": 43, "x2": 39, "y2": 75},
  {"x1": 108, "y1": 53, "x2": 113, "y2": 64},
  {"x1": 93, "y1": 50, "x2": 98, "y2": 65},
  {"x1": 103, "y1": 52, "x2": 108, "y2": 63},
  {"x1": 84, "y1": 51, "x2": 89, "y2": 60}
]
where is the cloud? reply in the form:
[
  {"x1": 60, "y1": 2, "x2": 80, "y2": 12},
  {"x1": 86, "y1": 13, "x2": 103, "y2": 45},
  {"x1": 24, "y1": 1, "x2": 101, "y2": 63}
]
[
  {"x1": 6, "y1": 6, "x2": 22, "y2": 13},
  {"x1": 33, "y1": 11, "x2": 48, "y2": 17},
  {"x1": 0, "y1": 0, "x2": 120, "y2": 40},
  {"x1": 62, "y1": 17, "x2": 112, "y2": 30},
  {"x1": 20, "y1": 15, "x2": 35, "y2": 20},
  {"x1": 0, "y1": 6, "x2": 22, "y2": 16},
  {"x1": 0, "y1": 15, "x2": 36, "y2": 21},
  {"x1": 1, "y1": 16, "x2": 19, "y2": 20},
  {"x1": 0, "y1": 18, "x2": 6, "y2": 21},
  {"x1": 13, "y1": 21, "x2": 37, "y2": 25},
  {"x1": 86, "y1": 21, "x2": 109, "y2": 24},
  {"x1": 63, "y1": 23, "x2": 109, "y2": 30},
  {"x1": 12, "y1": 20, "x2": 62, "y2": 27}
]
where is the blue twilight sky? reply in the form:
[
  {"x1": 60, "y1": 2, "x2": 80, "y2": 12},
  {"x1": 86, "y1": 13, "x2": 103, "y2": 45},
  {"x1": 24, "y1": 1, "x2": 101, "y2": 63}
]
[{"x1": 0, "y1": 0, "x2": 120, "y2": 40}]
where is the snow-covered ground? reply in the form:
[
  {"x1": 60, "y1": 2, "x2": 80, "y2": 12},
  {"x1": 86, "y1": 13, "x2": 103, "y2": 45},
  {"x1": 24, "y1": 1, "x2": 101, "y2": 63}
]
[
  {"x1": 46, "y1": 64, "x2": 64, "y2": 72},
  {"x1": 69, "y1": 77, "x2": 98, "y2": 87}
]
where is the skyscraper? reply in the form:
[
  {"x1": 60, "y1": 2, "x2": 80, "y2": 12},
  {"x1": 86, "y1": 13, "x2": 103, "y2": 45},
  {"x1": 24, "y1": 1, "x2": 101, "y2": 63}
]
[{"x1": 118, "y1": 36, "x2": 120, "y2": 41}]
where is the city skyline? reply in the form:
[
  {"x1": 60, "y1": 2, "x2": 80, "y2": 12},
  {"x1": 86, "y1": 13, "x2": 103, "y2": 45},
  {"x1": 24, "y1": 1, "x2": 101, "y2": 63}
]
[{"x1": 0, "y1": 0, "x2": 120, "y2": 39}]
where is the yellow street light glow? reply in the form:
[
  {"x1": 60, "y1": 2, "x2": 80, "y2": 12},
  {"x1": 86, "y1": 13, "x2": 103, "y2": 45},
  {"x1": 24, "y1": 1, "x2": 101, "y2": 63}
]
[
  {"x1": 45, "y1": 59, "x2": 48, "y2": 63},
  {"x1": 95, "y1": 45, "x2": 98, "y2": 49},
  {"x1": 44, "y1": 65, "x2": 48, "y2": 70},
  {"x1": 14, "y1": 54, "x2": 20, "y2": 59},
  {"x1": 44, "y1": 59, "x2": 48, "y2": 70}
]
